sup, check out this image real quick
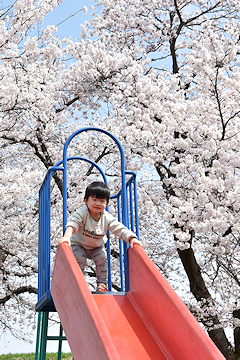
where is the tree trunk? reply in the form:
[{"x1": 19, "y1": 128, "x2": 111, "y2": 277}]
[
  {"x1": 177, "y1": 247, "x2": 233, "y2": 360},
  {"x1": 234, "y1": 328, "x2": 240, "y2": 359},
  {"x1": 233, "y1": 310, "x2": 240, "y2": 359}
]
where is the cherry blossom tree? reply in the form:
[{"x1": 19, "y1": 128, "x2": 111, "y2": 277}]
[
  {"x1": 77, "y1": 1, "x2": 240, "y2": 358},
  {"x1": 1, "y1": 1, "x2": 240, "y2": 359}
]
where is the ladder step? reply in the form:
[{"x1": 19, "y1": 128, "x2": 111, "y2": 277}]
[{"x1": 47, "y1": 335, "x2": 67, "y2": 341}]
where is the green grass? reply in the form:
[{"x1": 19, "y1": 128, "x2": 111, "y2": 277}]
[{"x1": 0, "y1": 353, "x2": 72, "y2": 360}]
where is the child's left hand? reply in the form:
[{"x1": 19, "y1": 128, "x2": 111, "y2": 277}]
[{"x1": 129, "y1": 237, "x2": 142, "y2": 249}]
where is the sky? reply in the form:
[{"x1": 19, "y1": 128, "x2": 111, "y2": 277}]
[
  {"x1": 0, "y1": 0, "x2": 95, "y2": 355},
  {"x1": 42, "y1": 0, "x2": 95, "y2": 40}
]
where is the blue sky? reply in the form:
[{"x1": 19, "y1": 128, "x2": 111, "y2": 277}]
[{"x1": 42, "y1": 0, "x2": 96, "y2": 40}]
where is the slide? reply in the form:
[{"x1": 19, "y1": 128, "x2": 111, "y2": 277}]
[{"x1": 51, "y1": 243, "x2": 225, "y2": 360}]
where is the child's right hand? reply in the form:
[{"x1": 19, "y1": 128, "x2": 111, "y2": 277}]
[
  {"x1": 58, "y1": 236, "x2": 70, "y2": 246},
  {"x1": 129, "y1": 237, "x2": 142, "y2": 249}
]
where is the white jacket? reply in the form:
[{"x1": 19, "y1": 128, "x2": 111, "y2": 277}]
[{"x1": 66, "y1": 205, "x2": 137, "y2": 249}]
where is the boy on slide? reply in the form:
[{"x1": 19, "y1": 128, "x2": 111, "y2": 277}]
[{"x1": 59, "y1": 181, "x2": 141, "y2": 291}]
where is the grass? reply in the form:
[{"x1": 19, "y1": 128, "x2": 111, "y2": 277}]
[{"x1": 0, "y1": 353, "x2": 72, "y2": 360}]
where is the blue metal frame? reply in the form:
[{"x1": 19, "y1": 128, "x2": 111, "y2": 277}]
[{"x1": 36, "y1": 127, "x2": 139, "y2": 312}]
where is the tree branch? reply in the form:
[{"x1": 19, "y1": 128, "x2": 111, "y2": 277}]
[{"x1": 0, "y1": 285, "x2": 37, "y2": 305}]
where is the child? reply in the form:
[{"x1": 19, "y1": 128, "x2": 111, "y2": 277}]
[{"x1": 58, "y1": 181, "x2": 141, "y2": 291}]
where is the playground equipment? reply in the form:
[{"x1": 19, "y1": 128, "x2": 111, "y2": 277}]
[{"x1": 35, "y1": 127, "x2": 225, "y2": 360}]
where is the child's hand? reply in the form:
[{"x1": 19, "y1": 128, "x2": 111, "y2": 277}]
[
  {"x1": 129, "y1": 237, "x2": 142, "y2": 249},
  {"x1": 58, "y1": 236, "x2": 70, "y2": 246}
]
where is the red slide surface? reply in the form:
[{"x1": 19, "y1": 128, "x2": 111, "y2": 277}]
[{"x1": 51, "y1": 243, "x2": 225, "y2": 360}]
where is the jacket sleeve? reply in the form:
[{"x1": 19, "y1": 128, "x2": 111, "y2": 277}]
[
  {"x1": 66, "y1": 207, "x2": 85, "y2": 234},
  {"x1": 106, "y1": 213, "x2": 137, "y2": 243}
]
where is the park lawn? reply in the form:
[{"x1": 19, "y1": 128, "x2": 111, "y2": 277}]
[{"x1": 0, "y1": 353, "x2": 72, "y2": 360}]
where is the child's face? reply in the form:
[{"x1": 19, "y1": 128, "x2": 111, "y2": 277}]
[{"x1": 84, "y1": 195, "x2": 108, "y2": 217}]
